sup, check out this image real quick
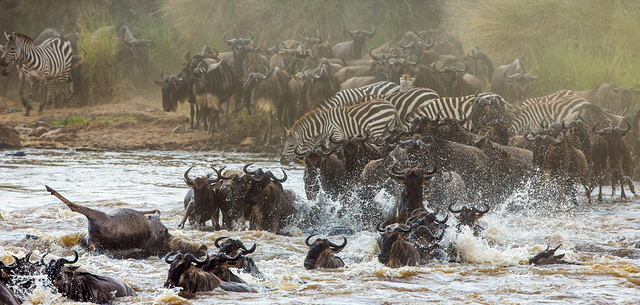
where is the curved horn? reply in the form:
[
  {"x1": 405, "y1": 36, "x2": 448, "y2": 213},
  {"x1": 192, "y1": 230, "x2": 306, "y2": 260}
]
[
  {"x1": 305, "y1": 234, "x2": 317, "y2": 247},
  {"x1": 327, "y1": 236, "x2": 348, "y2": 251},
  {"x1": 60, "y1": 250, "x2": 79, "y2": 264},
  {"x1": 416, "y1": 225, "x2": 444, "y2": 240},
  {"x1": 223, "y1": 31, "x2": 233, "y2": 46},
  {"x1": 243, "y1": 163, "x2": 256, "y2": 175},
  {"x1": 214, "y1": 236, "x2": 229, "y2": 248},
  {"x1": 524, "y1": 73, "x2": 539, "y2": 81},
  {"x1": 164, "y1": 252, "x2": 183, "y2": 264},
  {"x1": 183, "y1": 166, "x2": 194, "y2": 186},
  {"x1": 396, "y1": 219, "x2": 413, "y2": 233},
  {"x1": 472, "y1": 202, "x2": 491, "y2": 214},
  {"x1": 185, "y1": 253, "x2": 209, "y2": 267},
  {"x1": 376, "y1": 219, "x2": 390, "y2": 232},
  {"x1": 448, "y1": 203, "x2": 464, "y2": 213},
  {"x1": 435, "y1": 213, "x2": 449, "y2": 224},
  {"x1": 618, "y1": 117, "x2": 631, "y2": 135},
  {"x1": 504, "y1": 70, "x2": 522, "y2": 80},
  {"x1": 220, "y1": 252, "x2": 243, "y2": 262},
  {"x1": 267, "y1": 169, "x2": 287, "y2": 183},
  {"x1": 365, "y1": 25, "x2": 376, "y2": 37},
  {"x1": 240, "y1": 242, "x2": 257, "y2": 254},
  {"x1": 212, "y1": 166, "x2": 233, "y2": 181}
]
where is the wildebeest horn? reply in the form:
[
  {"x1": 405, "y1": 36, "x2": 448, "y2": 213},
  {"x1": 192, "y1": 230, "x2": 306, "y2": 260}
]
[
  {"x1": 365, "y1": 25, "x2": 375, "y2": 37},
  {"x1": 212, "y1": 166, "x2": 233, "y2": 181},
  {"x1": 183, "y1": 166, "x2": 194, "y2": 186},
  {"x1": 214, "y1": 236, "x2": 229, "y2": 248},
  {"x1": 240, "y1": 242, "x2": 257, "y2": 254},
  {"x1": 504, "y1": 70, "x2": 523, "y2": 80},
  {"x1": 416, "y1": 225, "x2": 444, "y2": 240},
  {"x1": 243, "y1": 163, "x2": 256, "y2": 175},
  {"x1": 164, "y1": 251, "x2": 183, "y2": 264},
  {"x1": 524, "y1": 73, "x2": 539, "y2": 81},
  {"x1": 448, "y1": 203, "x2": 464, "y2": 213},
  {"x1": 0, "y1": 260, "x2": 17, "y2": 269},
  {"x1": 435, "y1": 213, "x2": 449, "y2": 224},
  {"x1": 327, "y1": 236, "x2": 347, "y2": 251},
  {"x1": 267, "y1": 169, "x2": 287, "y2": 183},
  {"x1": 185, "y1": 253, "x2": 209, "y2": 267},
  {"x1": 60, "y1": 250, "x2": 78, "y2": 264},
  {"x1": 223, "y1": 31, "x2": 233, "y2": 46},
  {"x1": 542, "y1": 135, "x2": 563, "y2": 145},
  {"x1": 472, "y1": 202, "x2": 491, "y2": 214},
  {"x1": 160, "y1": 69, "x2": 165, "y2": 79},
  {"x1": 376, "y1": 219, "x2": 389, "y2": 232},
  {"x1": 347, "y1": 25, "x2": 357, "y2": 35},
  {"x1": 396, "y1": 219, "x2": 413, "y2": 233},
  {"x1": 305, "y1": 234, "x2": 316, "y2": 247},
  {"x1": 386, "y1": 161, "x2": 407, "y2": 180},
  {"x1": 618, "y1": 117, "x2": 631, "y2": 136}
]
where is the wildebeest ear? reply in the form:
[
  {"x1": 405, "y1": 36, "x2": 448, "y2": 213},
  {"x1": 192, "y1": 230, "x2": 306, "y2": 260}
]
[
  {"x1": 184, "y1": 51, "x2": 191, "y2": 61},
  {"x1": 154, "y1": 80, "x2": 163, "y2": 86}
]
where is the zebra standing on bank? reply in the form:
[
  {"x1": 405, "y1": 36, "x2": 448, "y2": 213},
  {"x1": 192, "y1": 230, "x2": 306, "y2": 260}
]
[
  {"x1": 0, "y1": 32, "x2": 73, "y2": 116},
  {"x1": 280, "y1": 99, "x2": 398, "y2": 164},
  {"x1": 314, "y1": 81, "x2": 400, "y2": 110},
  {"x1": 404, "y1": 92, "x2": 510, "y2": 131},
  {"x1": 508, "y1": 95, "x2": 592, "y2": 133}
]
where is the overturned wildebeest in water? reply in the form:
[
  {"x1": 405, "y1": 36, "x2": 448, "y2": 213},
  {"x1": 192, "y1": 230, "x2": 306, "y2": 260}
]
[
  {"x1": 214, "y1": 236, "x2": 263, "y2": 279},
  {"x1": 45, "y1": 186, "x2": 206, "y2": 258},
  {"x1": 303, "y1": 235, "x2": 347, "y2": 269},
  {"x1": 528, "y1": 245, "x2": 577, "y2": 265},
  {"x1": 164, "y1": 252, "x2": 254, "y2": 296},
  {"x1": 43, "y1": 250, "x2": 136, "y2": 303}
]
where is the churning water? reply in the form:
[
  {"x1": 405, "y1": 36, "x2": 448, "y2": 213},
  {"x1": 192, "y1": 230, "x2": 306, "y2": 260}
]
[{"x1": 1, "y1": 149, "x2": 639, "y2": 304}]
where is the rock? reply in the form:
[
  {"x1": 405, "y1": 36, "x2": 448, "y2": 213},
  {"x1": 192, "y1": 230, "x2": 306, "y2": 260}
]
[
  {"x1": 5, "y1": 151, "x2": 26, "y2": 156},
  {"x1": 39, "y1": 128, "x2": 76, "y2": 142},
  {"x1": 32, "y1": 121, "x2": 53, "y2": 128},
  {"x1": 241, "y1": 137, "x2": 256, "y2": 146},
  {"x1": 28, "y1": 126, "x2": 50, "y2": 137},
  {"x1": 0, "y1": 125, "x2": 22, "y2": 149},
  {"x1": 172, "y1": 125, "x2": 186, "y2": 134},
  {"x1": 14, "y1": 126, "x2": 33, "y2": 135},
  {"x1": 5, "y1": 108, "x2": 19, "y2": 114}
]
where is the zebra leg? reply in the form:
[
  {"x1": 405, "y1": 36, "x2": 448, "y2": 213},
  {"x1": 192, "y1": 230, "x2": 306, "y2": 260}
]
[
  {"x1": 60, "y1": 79, "x2": 71, "y2": 108},
  {"x1": 40, "y1": 80, "x2": 55, "y2": 115},
  {"x1": 18, "y1": 72, "x2": 32, "y2": 116}
]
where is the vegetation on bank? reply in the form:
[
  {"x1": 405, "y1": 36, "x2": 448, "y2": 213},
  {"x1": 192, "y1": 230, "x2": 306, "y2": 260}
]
[{"x1": 0, "y1": 0, "x2": 638, "y2": 102}]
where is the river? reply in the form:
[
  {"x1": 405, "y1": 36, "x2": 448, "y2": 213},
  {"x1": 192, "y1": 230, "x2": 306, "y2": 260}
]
[{"x1": 1, "y1": 149, "x2": 639, "y2": 304}]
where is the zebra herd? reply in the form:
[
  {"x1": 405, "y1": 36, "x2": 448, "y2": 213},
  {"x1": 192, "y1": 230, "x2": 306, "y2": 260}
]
[{"x1": 0, "y1": 32, "x2": 73, "y2": 116}]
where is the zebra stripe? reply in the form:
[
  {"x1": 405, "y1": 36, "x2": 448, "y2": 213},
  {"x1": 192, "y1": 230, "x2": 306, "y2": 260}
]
[
  {"x1": 1, "y1": 33, "x2": 73, "y2": 114},
  {"x1": 403, "y1": 92, "x2": 505, "y2": 129},
  {"x1": 282, "y1": 99, "x2": 398, "y2": 158},
  {"x1": 383, "y1": 88, "x2": 441, "y2": 129},
  {"x1": 314, "y1": 81, "x2": 399, "y2": 110},
  {"x1": 515, "y1": 89, "x2": 576, "y2": 108},
  {"x1": 509, "y1": 95, "x2": 591, "y2": 133}
]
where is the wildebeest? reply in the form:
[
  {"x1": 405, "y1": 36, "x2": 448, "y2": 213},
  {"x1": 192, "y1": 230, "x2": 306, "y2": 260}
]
[
  {"x1": 164, "y1": 252, "x2": 253, "y2": 295},
  {"x1": 44, "y1": 250, "x2": 136, "y2": 304},
  {"x1": 528, "y1": 245, "x2": 576, "y2": 265},
  {"x1": 332, "y1": 26, "x2": 376, "y2": 60},
  {"x1": 46, "y1": 186, "x2": 206, "y2": 257},
  {"x1": 242, "y1": 66, "x2": 293, "y2": 144},
  {"x1": 303, "y1": 235, "x2": 347, "y2": 269},
  {"x1": 0, "y1": 281, "x2": 20, "y2": 305},
  {"x1": 448, "y1": 202, "x2": 490, "y2": 235},
  {"x1": 376, "y1": 218, "x2": 443, "y2": 268},
  {"x1": 190, "y1": 57, "x2": 236, "y2": 134},
  {"x1": 386, "y1": 162, "x2": 437, "y2": 223},
  {"x1": 492, "y1": 59, "x2": 538, "y2": 102},
  {"x1": 296, "y1": 144, "x2": 346, "y2": 200},
  {"x1": 180, "y1": 166, "x2": 222, "y2": 229},
  {"x1": 296, "y1": 62, "x2": 339, "y2": 115},
  {"x1": 214, "y1": 237, "x2": 263, "y2": 278},
  {"x1": 434, "y1": 62, "x2": 482, "y2": 97},
  {"x1": 592, "y1": 119, "x2": 637, "y2": 199}
]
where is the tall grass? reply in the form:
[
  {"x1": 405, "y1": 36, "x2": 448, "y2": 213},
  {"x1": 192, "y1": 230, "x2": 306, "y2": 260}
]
[{"x1": 444, "y1": 0, "x2": 640, "y2": 95}]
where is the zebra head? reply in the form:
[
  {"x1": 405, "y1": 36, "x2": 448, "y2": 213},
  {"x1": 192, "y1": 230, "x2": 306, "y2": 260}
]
[
  {"x1": 1, "y1": 32, "x2": 29, "y2": 67},
  {"x1": 280, "y1": 129, "x2": 300, "y2": 165}
]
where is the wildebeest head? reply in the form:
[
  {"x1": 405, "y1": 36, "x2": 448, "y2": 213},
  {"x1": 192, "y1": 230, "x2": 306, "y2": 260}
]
[
  {"x1": 297, "y1": 63, "x2": 338, "y2": 112},
  {"x1": 464, "y1": 94, "x2": 512, "y2": 133},
  {"x1": 214, "y1": 237, "x2": 257, "y2": 257},
  {"x1": 202, "y1": 252, "x2": 244, "y2": 274},
  {"x1": 163, "y1": 252, "x2": 209, "y2": 288},
  {"x1": 43, "y1": 250, "x2": 79, "y2": 282},
  {"x1": 154, "y1": 70, "x2": 184, "y2": 112},
  {"x1": 435, "y1": 62, "x2": 467, "y2": 96},
  {"x1": 448, "y1": 202, "x2": 490, "y2": 227},
  {"x1": 242, "y1": 66, "x2": 271, "y2": 111},
  {"x1": 376, "y1": 219, "x2": 421, "y2": 266},
  {"x1": 528, "y1": 245, "x2": 574, "y2": 265},
  {"x1": 304, "y1": 235, "x2": 347, "y2": 269},
  {"x1": 504, "y1": 69, "x2": 539, "y2": 100},
  {"x1": 344, "y1": 25, "x2": 375, "y2": 56}
]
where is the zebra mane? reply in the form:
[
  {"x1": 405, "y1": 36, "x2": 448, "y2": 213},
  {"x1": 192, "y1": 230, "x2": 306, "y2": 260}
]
[
  {"x1": 11, "y1": 32, "x2": 33, "y2": 42},
  {"x1": 290, "y1": 107, "x2": 327, "y2": 132}
]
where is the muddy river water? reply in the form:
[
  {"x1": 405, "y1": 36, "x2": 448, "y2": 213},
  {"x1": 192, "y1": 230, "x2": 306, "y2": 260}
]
[{"x1": 1, "y1": 149, "x2": 639, "y2": 304}]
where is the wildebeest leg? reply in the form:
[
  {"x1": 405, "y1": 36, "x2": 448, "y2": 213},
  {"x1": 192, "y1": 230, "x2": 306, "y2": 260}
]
[
  {"x1": 189, "y1": 103, "x2": 195, "y2": 129},
  {"x1": 263, "y1": 112, "x2": 272, "y2": 146},
  {"x1": 617, "y1": 168, "x2": 627, "y2": 200},
  {"x1": 60, "y1": 78, "x2": 71, "y2": 109},
  {"x1": 18, "y1": 72, "x2": 32, "y2": 116},
  {"x1": 179, "y1": 198, "x2": 195, "y2": 228},
  {"x1": 45, "y1": 185, "x2": 110, "y2": 223},
  {"x1": 626, "y1": 176, "x2": 637, "y2": 196}
]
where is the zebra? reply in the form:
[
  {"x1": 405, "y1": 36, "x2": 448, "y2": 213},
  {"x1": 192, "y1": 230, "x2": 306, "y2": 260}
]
[
  {"x1": 381, "y1": 88, "x2": 448, "y2": 129},
  {"x1": 280, "y1": 99, "x2": 398, "y2": 164},
  {"x1": 314, "y1": 81, "x2": 399, "y2": 110},
  {"x1": 0, "y1": 32, "x2": 73, "y2": 116},
  {"x1": 508, "y1": 95, "x2": 591, "y2": 133},
  {"x1": 513, "y1": 89, "x2": 576, "y2": 108},
  {"x1": 404, "y1": 92, "x2": 510, "y2": 131}
]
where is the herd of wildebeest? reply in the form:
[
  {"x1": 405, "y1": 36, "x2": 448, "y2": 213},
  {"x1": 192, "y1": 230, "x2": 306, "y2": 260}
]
[{"x1": 1, "y1": 24, "x2": 639, "y2": 303}]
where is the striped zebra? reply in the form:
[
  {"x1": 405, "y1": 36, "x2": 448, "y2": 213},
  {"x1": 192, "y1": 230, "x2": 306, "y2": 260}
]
[
  {"x1": 513, "y1": 89, "x2": 576, "y2": 108},
  {"x1": 280, "y1": 99, "x2": 398, "y2": 164},
  {"x1": 383, "y1": 88, "x2": 441, "y2": 129},
  {"x1": 0, "y1": 32, "x2": 73, "y2": 116},
  {"x1": 314, "y1": 81, "x2": 399, "y2": 110},
  {"x1": 508, "y1": 95, "x2": 591, "y2": 133}
]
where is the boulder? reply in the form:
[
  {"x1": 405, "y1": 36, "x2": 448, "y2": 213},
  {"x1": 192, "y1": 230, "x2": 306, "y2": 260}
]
[
  {"x1": 28, "y1": 126, "x2": 50, "y2": 137},
  {"x1": 0, "y1": 125, "x2": 22, "y2": 149}
]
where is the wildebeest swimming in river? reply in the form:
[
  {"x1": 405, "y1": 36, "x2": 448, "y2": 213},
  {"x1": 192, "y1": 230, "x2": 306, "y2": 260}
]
[{"x1": 45, "y1": 185, "x2": 206, "y2": 258}]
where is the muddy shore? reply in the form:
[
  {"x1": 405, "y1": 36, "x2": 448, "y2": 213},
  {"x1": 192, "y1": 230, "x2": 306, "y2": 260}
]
[{"x1": 0, "y1": 96, "x2": 283, "y2": 157}]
